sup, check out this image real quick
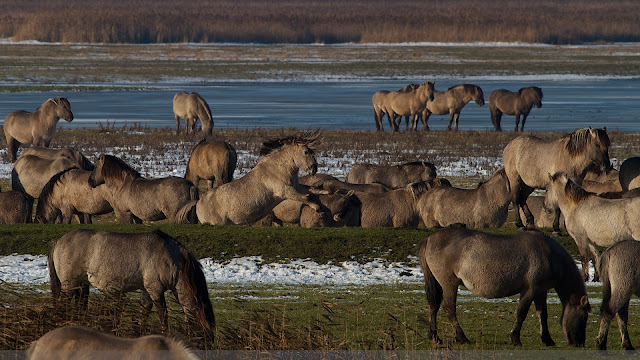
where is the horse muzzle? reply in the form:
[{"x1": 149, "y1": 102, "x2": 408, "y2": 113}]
[{"x1": 333, "y1": 213, "x2": 342, "y2": 222}]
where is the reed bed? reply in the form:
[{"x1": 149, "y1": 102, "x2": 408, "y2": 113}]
[{"x1": 1, "y1": 0, "x2": 639, "y2": 44}]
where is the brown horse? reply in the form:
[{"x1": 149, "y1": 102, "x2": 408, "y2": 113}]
[
  {"x1": 420, "y1": 228, "x2": 590, "y2": 347},
  {"x1": 11, "y1": 154, "x2": 89, "y2": 199},
  {"x1": 48, "y1": 230, "x2": 215, "y2": 337},
  {"x1": 416, "y1": 84, "x2": 485, "y2": 131},
  {"x1": 0, "y1": 189, "x2": 32, "y2": 223},
  {"x1": 88, "y1": 155, "x2": 198, "y2": 224},
  {"x1": 173, "y1": 92, "x2": 213, "y2": 135},
  {"x1": 196, "y1": 132, "x2": 323, "y2": 225},
  {"x1": 185, "y1": 139, "x2": 237, "y2": 190},
  {"x1": 417, "y1": 168, "x2": 511, "y2": 228},
  {"x1": 503, "y1": 127, "x2": 611, "y2": 231},
  {"x1": 489, "y1": 86, "x2": 543, "y2": 131},
  {"x1": 372, "y1": 81, "x2": 434, "y2": 131},
  {"x1": 3, "y1": 97, "x2": 73, "y2": 162},
  {"x1": 596, "y1": 240, "x2": 640, "y2": 350},
  {"x1": 357, "y1": 181, "x2": 432, "y2": 228},
  {"x1": 35, "y1": 168, "x2": 113, "y2": 224},
  {"x1": 346, "y1": 161, "x2": 437, "y2": 189},
  {"x1": 268, "y1": 190, "x2": 360, "y2": 227},
  {"x1": 27, "y1": 326, "x2": 199, "y2": 360}
]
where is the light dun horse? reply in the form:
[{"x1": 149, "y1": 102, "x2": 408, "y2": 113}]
[
  {"x1": 416, "y1": 84, "x2": 485, "y2": 131},
  {"x1": 357, "y1": 181, "x2": 432, "y2": 228},
  {"x1": 543, "y1": 172, "x2": 640, "y2": 281},
  {"x1": 417, "y1": 168, "x2": 511, "y2": 228},
  {"x1": 185, "y1": 139, "x2": 237, "y2": 190},
  {"x1": 35, "y1": 168, "x2": 113, "y2": 224},
  {"x1": 372, "y1": 81, "x2": 435, "y2": 131},
  {"x1": 3, "y1": 97, "x2": 73, "y2": 162},
  {"x1": 503, "y1": 127, "x2": 611, "y2": 231},
  {"x1": 173, "y1": 92, "x2": 213, "y2": 135},
  {"x1": 596, "y1": 240, "x2": 640, "y2": 350},
  {"x1": 196, "y1": 132, "x2": 323, "y2": 225},
  {"x1": 23, "y1": 146, "x2": 95, "y2": 171},
  {"x1": 12, "y1": 153, "x2": 93, "y2": 199},
  {"x1": 88, "y1": 155, "x2": 198, "y2": 224},
  {"x1": 27, "y1": 325, "x2": 199, "y2": 360},
  {"x1": 489, "y1": 86, "x2": 543, "y2": 131},
  {"x1": 346, "y1": 161, "x2": 437, "y2": 189},
  {"x1": 419, "y1": 228, "x2": 590, "y2": 347},
  {"x1": 48, "y1": 230, "x2": 215, "y2": 337}
]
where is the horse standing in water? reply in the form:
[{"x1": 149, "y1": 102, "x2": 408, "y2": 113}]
[
  {"x1": 196, "y1": 131, "x2": 323, "y2": 225},
  {"x1": 419, "y1": 228, "x2": 590, "y2": 347},
  {"x1": 27, "y1": 325, "x2": 200, "y2": 360},
  {"x1": 489, "y1": 86, "x2": 543, "y2": 131},
  {"x1": 503, "y1": 127, "x2": 611, "y2": 231},
  {"x1": 3, "y1": 97, "x2": 73, "y2": 162},
  {"x1": 48, "y1": 230, "x2": 215, "y2": 338},
  {"x1": 415, "y1": 84, "x2": 485, "y2": 131},
  {"x1": 173, "y1": 92, "x2": 213, "y2": 135}
]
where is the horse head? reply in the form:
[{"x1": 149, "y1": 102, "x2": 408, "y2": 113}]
[
  {"x1": 521, "y1": 87, "x2": 543, "y2": 109},
  {"x1": 473, "y1": 85, "x2": 485, "y2": 106},
  {"x1": 52, "y1": 97, "x2": 74, "y2": 122},
  {"x1": 88, "y1": 154, "x2": 140, "y2": 188},
  {"x1": 260, "y1": 131, "x2": 321, "y2": 176},
  {"x1": 566, "y1": 127, "x2": 611, "y2": 174},
  {"x1": 177, "y1": 250, "x2": 216, "y2": 339},
  {"x1": 421, "y1": 81, "x2": 435, "y2": 102},
  {"x1": 543, "y1": 172, "x2": 568, "y2": 213},
  {"x1": 561, "y1": 294, "x2": 590, "y2": 347}
]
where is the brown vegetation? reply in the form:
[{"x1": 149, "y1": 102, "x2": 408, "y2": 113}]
[{"x1": 1, "y1": 0, "x2": 639, "y2": 44}]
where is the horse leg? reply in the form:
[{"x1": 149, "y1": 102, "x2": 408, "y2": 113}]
[
  {"x1": 576, "y1": 242, "x2": 592, "y2": 281},
  {"x1": 148, "y1": 290, "x2": 169, "y2": 332},
  {"x1": 494, "y1": 111, "x2": 503, "y2": 131},
  {"x1": 404, "y1": 115, "x2": 411, "y2": 130},
  {"x1": 425, "y1": 280, "x2": 443, "y2": 343},
  {"x1": 589, "y1": 244, "x2": 601, "y2": 282},
  {"x1": 510, "y1": 290, "x2": 535, "y2": 346},
  {"x1": 422, "y1": 110, "x2": 431, "y2": 131},
  {"x1": 175, "y1": 115, "x2": 181, "y2": 134},
  {"x1": 520, "y1": 113, "x2": 528, "y2": 132},
  {"x1": 441, "y1": 284, "x2": 469, "y2": 344},
  {"x1": 617, "y1": 302, "x2": 634, "y2": 350},
  {"x1": 452, "y1": 111, "x2": 460, "y2": 131},
  {"x1": 139, "y1": 290, "x2": 154, "y2": 330},
  {"x1": 374, "y1": 109, "x2": 382, "y2": 131},
  {"x1": 596, "y1": 281, "x2": 616, "y2": 350},
  {"x1": 514, "y1": 185, "x2": 534, "y2": 229},
  {"x1": 552, "y1": 208, "x2": 562, "y2": 234},
  {"x1": 6, "y1": 137, "x2": 20, "y2": 162},
  {"x1": 514, "y1": 113, "x2": 521, "y2": 132},
  {"x1": 533, "y1": 292, "x2": 555, "y2": 346},
  {"x1": 446, "y1": 112, "x2": 454, "y2": 131}
]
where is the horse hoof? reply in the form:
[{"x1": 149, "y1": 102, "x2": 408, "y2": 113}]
[{"x1": 552, "y1": 231, "x2": 561, "y2": 236}]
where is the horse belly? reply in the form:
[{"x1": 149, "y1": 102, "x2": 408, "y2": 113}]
[{"x1": 458, "y1": 270, "x2": 523, "y2": 299}]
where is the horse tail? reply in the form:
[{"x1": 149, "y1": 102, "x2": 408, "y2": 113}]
[
  {"x1": 221, "y1": 143, "x2": 237, "y2": 184},
  {"x1": 178, "y1": 246, "x2": 215, "y2": 337},
  {"x1": 599, "y1": 250, "x2": 612, "y2": 307},
  {"x1": 418, "y1": 235, "x2": 443, "y2": 312},
  {"x1": 176, "y1": 200, "x2": 198, "y2": 224},
  {"x1": 48, "y1": 240, "x2": 61, "y2": 301}
]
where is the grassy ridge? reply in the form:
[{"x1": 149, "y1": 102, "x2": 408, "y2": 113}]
[{"x1": 1, "y1": 0, "x2": 639, "y2": 44}]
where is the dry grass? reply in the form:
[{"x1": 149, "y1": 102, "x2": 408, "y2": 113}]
[{"x1": 1, "y1": 0, "x2": 639, "y2": 44}]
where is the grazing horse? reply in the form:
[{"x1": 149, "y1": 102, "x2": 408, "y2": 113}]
[
  {"x1": 48, "y1": 230, "x2": 215, "y2": 337},
  {"x1": 35, "y1": 168, "x2": 113, "y2": 224},
  {"x1": 196, "y1": 131, "x2": 323, "y2": 225},
  {"x1": 346, "y1": 161, "x2": 437, "y2": 189},
  {"x1": 489, "y1": 86, "x2": 543, "y2": 131},
  {"x1": 416, "y1": 84, "x2": 485, "y2": 131},
  {"x1": 27, "y1": 325, "x2": 199, "y2": 360},
  {"x1": 3, "y1": 97, "x2": 73, "y2": 162},
  {"x1": 88, "y1": 155, "x2": 198, "y2": 224},
  {"x1": 618, "y1": 156, "x2": 640, "y2": 192},
  {"x1": 419, "y1": 228, "x2": 590, "y2": 347},
  {"x1": 417, "y1": 168, "x2": 511, "y2": 228},
  {"x1": 185, "y1": 139, "x2": 237, "y2": 190},
  {"x1": 503, "y1": 127, "x2": 611, "y2": 231},
  {"x1": 596, "y1": 241, "x2": 640, "y2": 350},
  {"x1": 543, "y1": 172, "x2": 640, "y2": 281},
  {"x1": 173, "y1": 92, "x2": 213, "y2": 135},
  {"x1": 372, "y1": 81, "x2": 434, "y2": 131}
]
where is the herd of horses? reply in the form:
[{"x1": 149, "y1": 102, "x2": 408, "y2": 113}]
[
  {"x1": 3, "y1": 96, "x2": 640, "y2": 354},
  {"x1": 372, "y1": 83, "x2": 543, "y2": 132}
]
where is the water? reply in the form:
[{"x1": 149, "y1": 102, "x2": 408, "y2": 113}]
[{"x1": 0, "y1": 79, "x2": 639, "y2": 132}]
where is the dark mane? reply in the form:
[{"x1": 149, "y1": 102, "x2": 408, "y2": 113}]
[
  {"x1": 564, "y1": 178, "x2": 594, "y2": 203},
  {"x1": 102, "y1": 155, "x2": 141, "y2": 182},
  {"x1": 259, "y1": 130, "x2": 321, "y2": 156},
  {"x1": 448, "y1": 84, "x2": 475, "y2": 91},
  {"x1": 519, "y1": 86, "x2": 543, "y2": 100},
  {"x1": 565, "y1": 128, "x2": 610, "y2": 157},
  {"x1": 35, "y1": 167, "x2": 79, "y2": 221}
]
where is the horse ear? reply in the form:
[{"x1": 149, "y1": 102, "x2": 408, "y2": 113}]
[
  {"x1": 580, "y1": 295, "x2": 590, "y2": 311},
  {"x1": 548, "y1": 173, "x2": 553, "y2": 181},
  {"x1": 346, "y1": 190, "x2": 355, "y2": 197}
]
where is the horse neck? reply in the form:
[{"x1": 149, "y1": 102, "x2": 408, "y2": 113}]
[
  {"x1": 554, "y1": 252, "x2": 587, "y2": 307},
  {"x1": 259, "y1": 149, "x2": 300, "y2": 183},
  {"x1": 37, "y1": 101, "x2": 59, "y2": 122}
]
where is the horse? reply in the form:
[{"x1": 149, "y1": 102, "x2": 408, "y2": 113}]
[
  {"x1": 3, "y1": 97, "x2": 73, "y2": 162},
  {"x1": 22, "y1": 146, "x2": 95, "y2": 171},
  {"x1": 618, "y1": 156, "x2": 640, "y2": 192},
  {"x1": 419, "y1": 227, "x2": 590, "y2": 347},
  {"x1": 196, "y1": 131, "x2": 323, "y2": 225},
  {"x1": 416, "y1": 84, "x2": 485, "y2": 131},
  {"x1": 48, "y1": 230, "x2": 215, "y2": 337},
  {"x1": 372, "y1": 82, "x2": 434, "y2": 131},
  {"x1": 299, "y1": 174, "x2": 390, "y2": 193},
  {"x1": 357, "y1": 181, "x2": 433, "y2": 228},
  {"x1": 11, "y1": 154, "x2": 90, "y2": 199},
  {"x1": 346, "y1": 161, "x2": 437, "y2": 189},
  {"x1": 417, "y1": 168, "x2": 511, "y2": 228},
  {"x1": 543, "y1": 172, "x2": 640, "y2": 282},
  {"x1": 596, "y1": 240, "x2": 640, "y2": 350},
  {"x1": 489, "y1": 86, "x2": 543, "y2": 131},
  {"x1": 519, "y1": 195, "x2": 565, "y2": 229},
  {"x1": 88, "y1": 155, "x2": 198, "y2": 224},
  {"x1": 267, "y1": 190, "x2": 360, "y2": 227},
  {"x1": 173, "y1": 92, "x2": 213, "y2": 135},
  {"x1": 35, "y1": 168, "x2": 113, "y2": 224},
  {"x1": 185, "y1": 139, "x2": 237, "y2": 190},
  {"x1": 503, "y1": 127, "x2": 611, "y2": 231},
  {"x1": 26, "y1": 325, "x2": 199, "y2": 360},
  {"x1": 0, "y1": 189, "x2": 32, "y2": 223}
]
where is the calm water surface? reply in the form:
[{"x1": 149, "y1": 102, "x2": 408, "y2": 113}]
[{"x1": 0, "y1": 79, "x2": 638, "y2": 132}]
